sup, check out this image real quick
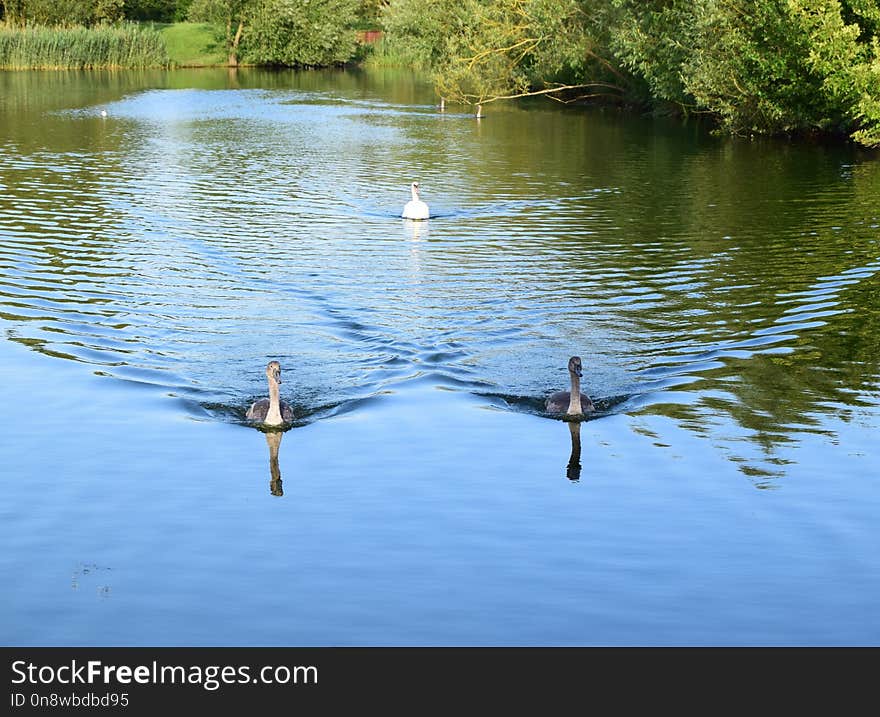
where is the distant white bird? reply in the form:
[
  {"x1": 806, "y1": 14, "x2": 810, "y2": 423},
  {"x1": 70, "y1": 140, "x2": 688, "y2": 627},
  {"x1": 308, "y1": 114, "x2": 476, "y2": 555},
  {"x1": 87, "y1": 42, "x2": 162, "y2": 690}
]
[
  {"x1": 100, "y1": 109, "x2": 107, "y2": 118},
  {"x1": 402, "y1": 181, "x2": 430, "y2": 220}
]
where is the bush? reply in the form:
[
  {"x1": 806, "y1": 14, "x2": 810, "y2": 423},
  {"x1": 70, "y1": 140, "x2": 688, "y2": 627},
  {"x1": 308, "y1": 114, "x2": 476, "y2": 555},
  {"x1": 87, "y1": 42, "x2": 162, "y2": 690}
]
[
  {"x1": 683, "y1": 0, "x2": 880, "y2": 145},
  {"x1": 379, "y1": 0, "x2": 880, "y2": 146},
  {"x1": 244, "y1": 0, "x2": 359, "y2": 66}
]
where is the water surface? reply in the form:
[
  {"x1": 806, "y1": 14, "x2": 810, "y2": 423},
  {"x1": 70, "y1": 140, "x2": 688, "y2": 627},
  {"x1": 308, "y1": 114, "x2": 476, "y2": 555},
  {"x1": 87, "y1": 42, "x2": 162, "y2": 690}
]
[{"x1": 1, "y1": 67, "x2": 878, "y2": 646}]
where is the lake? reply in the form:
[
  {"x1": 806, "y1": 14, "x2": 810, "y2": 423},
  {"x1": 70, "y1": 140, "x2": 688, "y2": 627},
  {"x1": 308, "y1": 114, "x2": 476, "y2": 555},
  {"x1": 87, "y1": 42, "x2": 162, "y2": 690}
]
[{"x1": 1, "y1": 67, "x2": 878, "y2": 646}]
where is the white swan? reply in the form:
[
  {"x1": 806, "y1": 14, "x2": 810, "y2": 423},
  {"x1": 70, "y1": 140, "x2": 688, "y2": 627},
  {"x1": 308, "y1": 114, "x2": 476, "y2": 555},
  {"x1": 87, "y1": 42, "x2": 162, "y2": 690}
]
[
  {"x1": 246, "y1": 360, "x2": 294, "y2": 426},
  {"x1": 545, "y1": 356, "x2": 595, "y2": 417},
  {"x1": 402, "y1": 181, "x2": 430, "y2": 220}
]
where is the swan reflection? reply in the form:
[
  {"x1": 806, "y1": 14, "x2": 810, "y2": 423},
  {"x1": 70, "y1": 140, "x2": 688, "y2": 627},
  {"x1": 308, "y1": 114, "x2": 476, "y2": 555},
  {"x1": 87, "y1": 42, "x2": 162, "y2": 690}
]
[
  {"x1": 404, "y1": 217, "x2": 429, "y2": 240},
  {"x1": 404, "y1": 218, "x2": 428, "y2": 278},
  {"x1": 566, "y1": 421, "x2": 582, "y2": 482},
  {"x1": 264, "y1": 430, "x2": 284, "y2": 496}
]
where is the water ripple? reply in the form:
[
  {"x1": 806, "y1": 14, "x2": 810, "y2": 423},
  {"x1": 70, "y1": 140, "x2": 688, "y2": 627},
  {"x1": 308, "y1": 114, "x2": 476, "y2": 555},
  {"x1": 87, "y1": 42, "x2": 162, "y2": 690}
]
[{"x1": 1, "y1": 78, "x2": 878, "y2": 474}]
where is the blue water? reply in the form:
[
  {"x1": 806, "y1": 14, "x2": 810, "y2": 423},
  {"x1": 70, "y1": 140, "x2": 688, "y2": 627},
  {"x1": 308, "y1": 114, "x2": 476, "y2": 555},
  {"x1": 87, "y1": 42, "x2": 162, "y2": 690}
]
[{"x1": 1, "y1": 67, "x2": 878, "y2": 645}]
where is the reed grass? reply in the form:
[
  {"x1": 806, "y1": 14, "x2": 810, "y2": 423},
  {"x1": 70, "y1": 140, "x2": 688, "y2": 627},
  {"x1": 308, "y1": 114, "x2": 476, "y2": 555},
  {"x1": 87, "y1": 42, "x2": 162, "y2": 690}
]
[
  {"x1": 361, "y1": 37, "x2": 424, "y2": 69},
  {"x1": 0, "y1": 24, "x2": 170, "y2": 70}
]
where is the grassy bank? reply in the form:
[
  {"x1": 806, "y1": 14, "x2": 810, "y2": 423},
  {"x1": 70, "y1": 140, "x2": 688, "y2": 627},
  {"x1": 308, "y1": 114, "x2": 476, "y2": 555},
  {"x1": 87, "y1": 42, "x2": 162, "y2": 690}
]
[
  {"x1": 153, "y1": 22, "x2": 226, "y2": 67},
  {"x1": 0, "y1": 21, "x2": 376, "y2": 71},
  {"x1": 0, "y1": 24, "x2": 170, "y2": 70}
]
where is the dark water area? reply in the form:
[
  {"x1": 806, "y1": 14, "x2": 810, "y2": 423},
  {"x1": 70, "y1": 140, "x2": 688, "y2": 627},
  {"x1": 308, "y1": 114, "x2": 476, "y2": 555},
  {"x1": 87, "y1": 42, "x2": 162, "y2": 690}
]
[{"x1": 1, "y1": 67, "x2": 878, "y2": 646}]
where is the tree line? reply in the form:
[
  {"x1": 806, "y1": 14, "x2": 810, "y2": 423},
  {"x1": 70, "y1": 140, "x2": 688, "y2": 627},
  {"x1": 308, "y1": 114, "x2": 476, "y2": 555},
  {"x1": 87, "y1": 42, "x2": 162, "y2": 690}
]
[
  {"x1": 2, "y1": 0, "x2": 879, "y2": 146},
  {"x1": 0, "y1": 0, "x2": 379, "y2": 66},
  {"x1": 381, "y1": 0, "x2": 880, "y2": 147}
]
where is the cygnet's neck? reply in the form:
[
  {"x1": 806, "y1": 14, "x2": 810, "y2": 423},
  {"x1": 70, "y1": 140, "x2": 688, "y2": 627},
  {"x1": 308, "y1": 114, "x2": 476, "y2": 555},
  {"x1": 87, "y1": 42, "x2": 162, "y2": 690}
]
[
  {"x1": 265, "y1": 377, "x2": 283, "y2": 425},
  {"x1": 567, "y1": 371, "x2": 583, "y2": 415}
]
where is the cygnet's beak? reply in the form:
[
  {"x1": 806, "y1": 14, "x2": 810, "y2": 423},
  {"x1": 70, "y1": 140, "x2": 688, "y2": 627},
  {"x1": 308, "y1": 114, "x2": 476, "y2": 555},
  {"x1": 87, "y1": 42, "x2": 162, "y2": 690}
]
[{"x1": 574, "y1": 366, "x2": 583, "y2": 377}]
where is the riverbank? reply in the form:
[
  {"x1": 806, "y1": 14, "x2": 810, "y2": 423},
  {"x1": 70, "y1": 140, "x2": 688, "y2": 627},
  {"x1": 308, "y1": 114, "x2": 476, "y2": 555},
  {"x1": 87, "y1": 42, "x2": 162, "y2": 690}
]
[
  {"x1": 0, "y1": 22, "x2": 233, "y2": 69},
  {"x1": 0, "y1": 21, "x2": 382, "y2": 70},
  {"x1": 0, "y1": 23, "x2": 169, "y2": 70}
]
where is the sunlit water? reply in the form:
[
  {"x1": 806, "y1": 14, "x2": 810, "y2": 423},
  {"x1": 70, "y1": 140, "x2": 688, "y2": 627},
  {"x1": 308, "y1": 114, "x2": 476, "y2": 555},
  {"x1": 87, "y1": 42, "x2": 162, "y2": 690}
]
[{"x1": 1, "y1": 68, "x2": 878, "y2": 646}]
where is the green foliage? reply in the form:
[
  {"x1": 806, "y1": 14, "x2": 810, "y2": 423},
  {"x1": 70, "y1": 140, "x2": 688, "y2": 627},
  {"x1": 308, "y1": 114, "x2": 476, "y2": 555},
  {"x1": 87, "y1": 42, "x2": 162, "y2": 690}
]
[
  {"x1": 187, "y1": 0, "x2": 250, "y2": 27},
  {"x1": 94, "y1": 0, "x2": 125, "y2": 23},
  {"x1": 187, "y1": 0, "x2": 251, "y2": 62},
  {"x1": 0, "y1": 22, "x2": 170, "y2": 68},
  {"x1": 844, "y1": 0, "x2": 880, "y2": 34},
  {"x1": 355, "y1": 0, "x2": 384, "y2": 27},
  {"x1": 187, "y1": 0, "x2": 361, "y2": 66},
  {"x1": 21, "y1": 0, "x2": 95, "y2": 26},
  {"x1": 682, "y1": 0, "x2": 880, "y2": 145},
  {"x1": 1, "y1": 1, "x2": 27, "y2": 27},
  {"x1": 790, "y1": 0, "x2": 880, "y2": 146},
  {"x1": 380, "y1": 0, "x2": 880, "y2": 146},
  {"x1": 379, "y1": 0, "x2": 460, "y2": 69},
  {"x1": 2, "y1": 0, "x2": 129, "y2": 26},
  {"x1": 683, "y1": 1, "x2": 818, "y2": 133},
  {"x1": 2, "y1": 0, "x2": 363, "y2": 68},
  {"x1": 244, "y1": 0, "x2": 358, "y2": 66},
  {"x1": 362, "y1": 35, "x2": 414, "y2": 66},
  {"x1": 0, "y1": 0, "x2": 194, "y2": 24},
  {"x1": 158, "y1": 20, "x2": 224, "y2": 65},
  {"x1": 382, "y1": 0, "x2": 615, "y2": 105},
  {"x1": 603, "y1": 0, "x2": 695, "y2": 106},
  {"x1": 524, "y1": 0, "x2": 607, "y2": 81},
  {"x1": 124, "y1": 0, "x2": 190, "y2": 22},
  {"x1": 433, "y1": 0, "x2": 525, "y2": 103}
]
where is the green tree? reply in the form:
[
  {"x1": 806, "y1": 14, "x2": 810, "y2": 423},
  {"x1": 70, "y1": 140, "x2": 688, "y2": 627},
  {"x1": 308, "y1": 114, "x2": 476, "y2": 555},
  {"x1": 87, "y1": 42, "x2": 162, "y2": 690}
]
[
  {"x1": 380, "y1": 0, "x2": 880, "y2": 145},
  {"x1": 602, "y1": 0, "x2": 695, "y2": 109},
  {"x1": 356, "y1": 0, "x2": 384, "y2": 27},
  {"x1": 683, "y1": 0, "x2": 880, "y2": 145},
  {"x1": 124, "y1": 0, "x2": 187, "y2": 22},
  {"x1": 379, "y1": 0, "x2": 460, "y2": 68},
  {"x1": 22, "y1": 0, "x2": 94, "y2": 25},
  {"x1": 1, "y1": 0, "x2": 28, "y2": 26},
  {"x1": 789, "y1": 0, "x2": 880, "y2": 146},
  {"x1": 3, "y1": 0, "x2": 129, "y2": 26},
  {"x1": 388, "y1": 0, "x2": 623, "y2": 111},
  {"x1": 245, "y1": 0, "x2": 358, "y2": 66},
  {"x1": 188, "y1": 0, "x2": 251, "y2": 65},
  {"x1": 94, "y1": 0, "x2": 125, "y2": 23}
]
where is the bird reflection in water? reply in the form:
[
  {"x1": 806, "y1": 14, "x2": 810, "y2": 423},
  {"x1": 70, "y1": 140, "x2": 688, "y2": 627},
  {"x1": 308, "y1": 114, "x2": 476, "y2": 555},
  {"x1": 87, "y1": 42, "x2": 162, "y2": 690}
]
[
  {"x1": 264, "y1": 429, "x2": 284, "y2": 496},
  {"x1": 404, "y1": 218, "x2": 427, "y2": 279},
  {"x1": 566, "y1": 421, "x2": 582, "y2": 482}
]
